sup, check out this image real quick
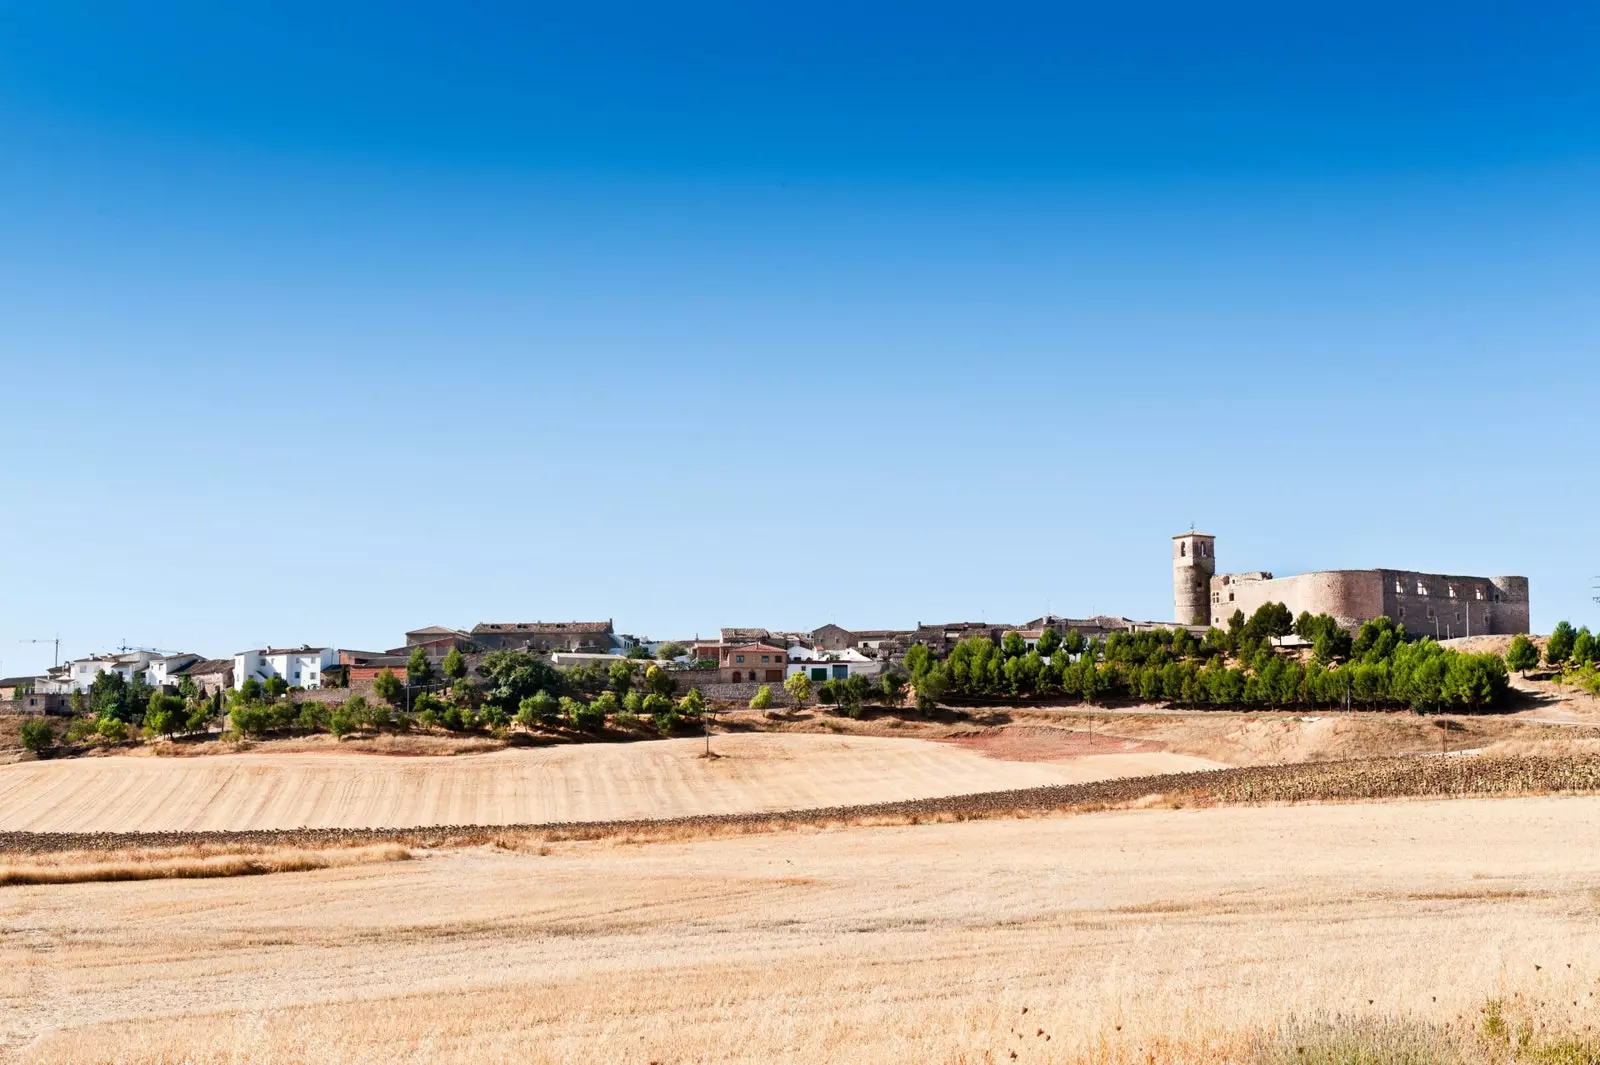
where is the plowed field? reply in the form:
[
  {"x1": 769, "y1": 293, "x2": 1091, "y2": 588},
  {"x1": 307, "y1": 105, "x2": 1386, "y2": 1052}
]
[{"x1": 0, "y1": 733, "x2": 1219, "y2": 832}]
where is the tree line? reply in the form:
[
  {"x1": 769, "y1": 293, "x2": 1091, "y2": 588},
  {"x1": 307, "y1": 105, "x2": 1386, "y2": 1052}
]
[{"x1": 899, "y1": 606, "x2": 1512, "y2": 714}]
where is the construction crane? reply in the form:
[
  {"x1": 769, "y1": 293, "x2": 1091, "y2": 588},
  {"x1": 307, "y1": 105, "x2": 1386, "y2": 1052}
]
[
  {"x1": 19, "y1": 636, "x2": 61, "y2": 668},
  {"x1": 116, "y1": 642, "x2": 181, "y2": 655}
]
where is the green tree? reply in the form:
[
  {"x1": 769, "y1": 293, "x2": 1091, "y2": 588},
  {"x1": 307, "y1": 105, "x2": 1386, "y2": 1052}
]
[
  {"x1": 590, "y1": 691, "x2": 620, "y2": 719},
  {"x1": 564, "y1": 695, "x2": 602, "y2": 729},
  {"x1": 623, "y1": 690, "x2": 645, "y2": 715},
  {"x1": 1001, "y1": 630, "x2": 1027, "y2": 659},
  {"x1": 878, "y1": 670, "x2": 906, "y2": 708},
  {"x1": 913, "y1": 664, "x2": 948, "y2": 713},
  {"x1": 264, "y1": 675, "x2": 290, "y2": 699},
  {"x1": 608, "y1": 659, "x2": 638, "y2": 696},
  {"x1": 442, "y1": 647, "x2": 467, "y2": 680},
  {"x1": 749, "y1": 684, "x2": 774, "y2": 710},
  {"x1": 657, "y1": 641, "x2": 689, "y2": 661},
  {"x1": 1546, "y1": 621, "x2": 1577, "y2": 668},
  {"x1": 95, "y1": 715, "x2": 129, "y2": 743},
  {"x1": 89, "y1": 670, "x2": 148, "y2": 724},
  {"x1": 19, "y1": 719, "x2": 52, "y2": 754},
  {"x1": 643, "y1": 664, "x2": 674, "y2": 698},
  {"x1": 678, "y1": 687, "x2": 707, "y2": 719},
  {"x1": 328, "y1": 708, "x2": 355, "y2": 739},
  {"x1": 478, "y1": 651, "x2": 564, "y2": 712},
  {"x1": 1036, "y1": 627, "x2": 1062, "y2": 659},
  {"x1": 642, "y1": 692, "x2": 674, "y2": 730},
  {"x1": 1572, "y1": 626, "x2": 1597, "y2": 667},
  {"x1": 903, "y1": 643, "x2": 934, "y2": 678},
  {"x1": 144, "y1": 692, "x2": 183, "y2": 737},
  {"x1": 373, "y1": 668, "x2": 402, "y2": 705},
  {"x1": 784, "y1": 671, "x2": 813, "y2": 710},
  {"x1": 626, "y1": 645, "x2": 652, "y2": 660},
  {"x1": 1506, "y1": 634, "x2": 1539, "y2": 676},
  {"x1": 407, "y1": 646, "x2": 434, "y2": 687}
]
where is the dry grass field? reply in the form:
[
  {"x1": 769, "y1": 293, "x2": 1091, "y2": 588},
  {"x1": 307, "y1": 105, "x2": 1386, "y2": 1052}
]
[
  {"x1": 0, "y1": 732, "x2": 1221, "y2": 832},
  {"x1": 6, "y1": 795, "x2": 1600, "y2": 1063}
]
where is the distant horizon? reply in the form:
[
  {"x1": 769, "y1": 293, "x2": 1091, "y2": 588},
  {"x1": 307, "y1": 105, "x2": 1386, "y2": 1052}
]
[{"x1": 4, "y1": 4, "x2": 1597, "y2": 676}]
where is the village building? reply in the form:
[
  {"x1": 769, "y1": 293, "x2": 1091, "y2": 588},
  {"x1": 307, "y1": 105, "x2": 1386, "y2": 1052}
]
[
  {"x1": 233, "y1": 645, "x2": 338, "y2": 690},
  {"x1": 470, "y1": 620, "x2": 619, "y2": 654},
  {"x1": 717, "y1": 641, "x2": 788, "y2": 685}
]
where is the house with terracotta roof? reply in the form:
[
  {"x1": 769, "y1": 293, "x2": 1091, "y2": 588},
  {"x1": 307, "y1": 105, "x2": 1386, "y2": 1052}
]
[{"x1": 717, "y1": 641, "x2": 788, "y2": 685}]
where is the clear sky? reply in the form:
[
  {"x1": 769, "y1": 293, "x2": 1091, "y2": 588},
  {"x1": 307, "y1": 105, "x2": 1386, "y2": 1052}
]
[{"x1": 2, "y1": 2, "x2": 1597, "y2": 674}]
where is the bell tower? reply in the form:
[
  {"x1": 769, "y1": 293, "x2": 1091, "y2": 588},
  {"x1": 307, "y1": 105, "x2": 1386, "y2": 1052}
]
[{"x1": 1173, "y1": 531, "x2": 1216, "y2": 626}]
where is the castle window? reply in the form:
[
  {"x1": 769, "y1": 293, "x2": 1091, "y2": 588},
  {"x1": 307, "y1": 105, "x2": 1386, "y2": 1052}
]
[
  {"x1": 1228, "y1": 592, "x2": 1235, "y2": 602},
  {"x1": 1417, "y1": 581, "x2": 1429, "y2": 596},
  {"x1": 1180, "y1": 543, "x2": 1186, "y2": 557},
  {"x1": 1211, "y1": 592, "x2": 1220, "y2": 604},
  {"x1": 1395, "y1": 578, "x2": 1404, "y2": 594},
  {"x1": 1475, "y1": 587, "x2": 1484, "y2": 600},
  {"x1": 1448, "y1": 585, "x2": 1457, "y2": 598},
  {"x1": 1399, "y1": 606, "x2": 1406, "y2": 618}
]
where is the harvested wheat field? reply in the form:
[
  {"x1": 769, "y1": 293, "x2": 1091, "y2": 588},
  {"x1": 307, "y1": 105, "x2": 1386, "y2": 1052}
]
[
  {"x1": 6, "y1": 795, "x2": 1600, "y2": 1063},
  {"x1": 0, "y1": 732, "x2": 1220, "y2": 832}
]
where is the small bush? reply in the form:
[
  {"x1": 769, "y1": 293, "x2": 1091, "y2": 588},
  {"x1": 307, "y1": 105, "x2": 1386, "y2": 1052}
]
[
  {"x1": 95, "y1": 716, "x2": 128, "y2": 744},
  {"x1": 750, "y1": 685, "x2": 773, "y2": 710},
  {"x1": 19, "y1": 719, "x2": 53, "y2": 753}
]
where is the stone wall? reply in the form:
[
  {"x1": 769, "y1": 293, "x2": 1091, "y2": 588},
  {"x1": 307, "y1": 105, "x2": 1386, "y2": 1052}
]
[
  {"x1": 1379, "y1": 570, "x2": 1529, "y2": 639},
  {"x1": 665, "y1": 674, "x2": 792, "y2": 706},
  {"x1": 1212, "y1": 567, "x2": 1530, "y2": 637}
]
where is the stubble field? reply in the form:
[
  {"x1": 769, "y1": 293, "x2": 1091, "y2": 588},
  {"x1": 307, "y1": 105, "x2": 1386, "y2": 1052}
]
[
  {"x1": 6, "y1": 795, "x2": 1600, "y2": 1063},
  {"x1": 0, "y1": 732, "x2": 1219, "y2": 832}
]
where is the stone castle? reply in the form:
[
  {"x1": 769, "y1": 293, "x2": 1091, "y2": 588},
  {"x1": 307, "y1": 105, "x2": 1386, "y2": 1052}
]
[{"x1": 1172, "y1": 532, "x2": 1530, "y2": 638}]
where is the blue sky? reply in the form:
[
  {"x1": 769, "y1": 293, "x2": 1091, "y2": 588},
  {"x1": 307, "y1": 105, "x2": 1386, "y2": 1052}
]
[{"x1": 2, "y1": 2, "x2": 1597, "y2": 673}]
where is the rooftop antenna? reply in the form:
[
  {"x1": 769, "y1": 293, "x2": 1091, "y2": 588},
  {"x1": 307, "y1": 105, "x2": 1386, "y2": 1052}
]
[
  {"x1": 20, "y1": 636, "x2": 61, "y2": 668},
  {"x1": 1592, "y1": 576, "x2": 1599, "y2": 606}
]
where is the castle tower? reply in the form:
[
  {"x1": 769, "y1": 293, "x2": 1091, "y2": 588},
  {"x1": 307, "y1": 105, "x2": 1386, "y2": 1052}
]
[{"x1": 1173, "y1": 531, "x2": 1216, "y2": 626}]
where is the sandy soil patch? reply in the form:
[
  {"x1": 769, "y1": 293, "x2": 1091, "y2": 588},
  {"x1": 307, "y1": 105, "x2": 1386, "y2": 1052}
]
[
  {"x1": 7, "y1": 796, "x2": 1600, "y2": 1063},
  {"x1": 0, "y1": 732, "x2": 1220, "y2": 833},
  {"x1": 940, "y1": 724, "x2": 1163, "y2": 761}
]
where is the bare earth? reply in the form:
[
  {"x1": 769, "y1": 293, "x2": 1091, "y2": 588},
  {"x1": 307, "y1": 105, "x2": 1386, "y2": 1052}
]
[
  {"x1": 0, "y1": 733, "x2": 1221, "y2": 832},
  {"x1": 6, "y1": 796, "x2": 1600, "y2": 1063}
]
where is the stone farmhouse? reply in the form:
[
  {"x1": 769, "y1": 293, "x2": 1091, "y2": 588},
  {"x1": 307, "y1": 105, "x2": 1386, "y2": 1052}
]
[{"x1": 1173, "y1": 531, "x2": 1530, "y2": 637}]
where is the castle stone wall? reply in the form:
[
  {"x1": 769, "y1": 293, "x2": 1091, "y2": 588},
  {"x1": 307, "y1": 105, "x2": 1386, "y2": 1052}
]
[{"x1": 1211, "y1": 566, "x2": 1530, "y2": 637}]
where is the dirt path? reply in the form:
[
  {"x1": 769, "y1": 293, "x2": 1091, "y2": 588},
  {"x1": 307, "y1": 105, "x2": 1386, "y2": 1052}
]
[{"x1": 0, "y1": 733, "x2": 1221, "y2": 833}]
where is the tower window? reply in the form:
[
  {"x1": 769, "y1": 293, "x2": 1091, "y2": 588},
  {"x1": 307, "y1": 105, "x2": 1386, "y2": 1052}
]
[{"x1": 1180, "y1": 542, "x2": 1187, "y2": 557}]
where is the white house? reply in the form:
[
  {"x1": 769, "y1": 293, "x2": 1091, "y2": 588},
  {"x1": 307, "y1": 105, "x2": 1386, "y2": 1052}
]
[
  {"x1": 785, "y1": 645, "x2": 882, "y2": 684},
  {"x1": 44, "y1": 650, "x2": 167, "y2": 694},
  {"x1": 145, "y1": 653, "x2": 203, "y2": 690},
  {"x1": 233, "y1": 645, "x2": 338, "y2": 690}
]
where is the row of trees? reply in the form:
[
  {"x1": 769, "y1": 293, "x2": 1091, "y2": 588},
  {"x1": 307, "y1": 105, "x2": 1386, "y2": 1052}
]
[
  {"x1": 898, "y1": 609, "x2": 1513, "y2": 714},
  {"x1": 1506, "y1": 623, "x2": 1600, "y2": 675}
]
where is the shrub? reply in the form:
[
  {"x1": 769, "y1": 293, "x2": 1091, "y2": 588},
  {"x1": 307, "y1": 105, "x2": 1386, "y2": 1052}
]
[
  {"x1": 784, "y1": 672, "x2": 812, "y2": 710},
  {"x1": 590, "y1": 691, "x2": 620, "y2": 720},
  {"x1": 328, "y1": 710, "x2": 355, "y2": 739},
  {"x1": 297, "y1": 701, "x2": 328, "y2": 732},
  {"x1": 749, "y1": 685, "x2": 773, "y2": 710},
  {"x1": 373, "y1": 668, "x2": 402, "y2": 705},
  {"x1": 19, "y1": 719, "x2": 53, "y2": 753},
  {"x1": 563, "y1": 695, "x2": 602, "y2": 729},
  {"x1": 95, "y1": 715, "x2": 128, "y2": 743},
  {"x1": 65, "y1": 717, "x2": 97, "y2": 743},
  {"x1": 229, "y1": 701, "x2": 272, "y2": 738},
  {"x1": 677, "y1": 688, "x2": 706, "y2": 720}
]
